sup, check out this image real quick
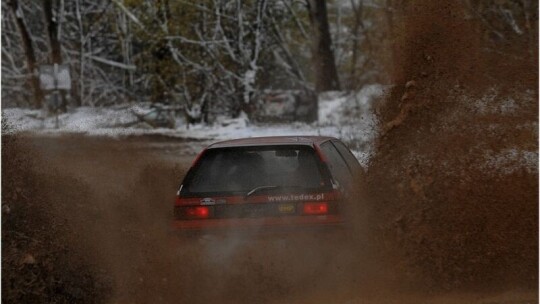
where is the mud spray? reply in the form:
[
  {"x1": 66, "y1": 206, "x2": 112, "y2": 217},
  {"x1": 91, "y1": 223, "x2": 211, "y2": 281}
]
[
  {"x1": 365, "y1": 0, "x2": 538, "y2": 293},
  {"x1": 2, "y1": 1, "x2": 538, "y2": 303}
]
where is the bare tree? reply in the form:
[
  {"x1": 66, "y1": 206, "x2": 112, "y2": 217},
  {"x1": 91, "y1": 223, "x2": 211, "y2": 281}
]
[
  {"x1": 2, "y1": 0, "x2": 357, "y2": 118},
  {"x1": 306, "y1": 0, "x2": 340, "y2": 92},
  {"x1": 7, "y1": 0, "x2": 44, "y2": 108},
  {"x1": 42, "y1": 0, "x2": 68, "y2": 111},
  {"x1": 42, "y1": 0, "x2": 63, "y2": 64},
  {"x1": 348, "y1": 0, "x2": 364, "y2": 85},
  {"x1": 152, "y1": 0, "x2": 271, "y2": 119}
]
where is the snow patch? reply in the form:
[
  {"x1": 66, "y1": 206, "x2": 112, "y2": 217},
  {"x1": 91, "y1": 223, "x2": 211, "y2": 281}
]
[{"x1": 2, "y1": 85, "x2": 385, "y2": 167}]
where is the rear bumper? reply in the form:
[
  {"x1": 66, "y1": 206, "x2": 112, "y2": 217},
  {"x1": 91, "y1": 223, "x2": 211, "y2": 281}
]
[{"x1": 172, "y1": 214, "x2": 344, "y2": 231}]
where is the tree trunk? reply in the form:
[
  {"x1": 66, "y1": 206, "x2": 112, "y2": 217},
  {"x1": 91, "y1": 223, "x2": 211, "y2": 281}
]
[
  {"x1": 75, "y1": 0, "x2": 84, "y2": 106},
  {"x1": 9, "y1": 0, "x2": 43, "y2": 109},
  {"x1": 349, "y1": 0, "x2": 363, "y2": 86},
  {"x1": 43, "y1": 0, "x2": 62, "y2": 64},
  {"x1": 307, "y1": 0, "x2": 340, "y2": 92},
  {"x1": 43, "y1": 0, "x2": 67, "y2": 111}
]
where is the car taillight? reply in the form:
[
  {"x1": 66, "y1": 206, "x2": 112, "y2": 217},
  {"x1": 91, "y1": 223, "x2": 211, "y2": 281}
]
[
  {"x1": 182, "y1": 206, "x2": 210, "y2": 219},
  {"x1": 303, "y1": 202, "x2": 328, "y2": 215}
]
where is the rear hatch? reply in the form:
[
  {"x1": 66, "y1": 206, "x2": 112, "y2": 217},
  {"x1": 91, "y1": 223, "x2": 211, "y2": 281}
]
[{"x1": 175, "y1": 145, "x2": 340, "y2": 220}]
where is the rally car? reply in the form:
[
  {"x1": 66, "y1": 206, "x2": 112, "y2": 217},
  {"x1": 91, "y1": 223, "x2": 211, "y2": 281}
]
[{"x1": 173, "y1": 136, "x2": 361, "y2": 230}]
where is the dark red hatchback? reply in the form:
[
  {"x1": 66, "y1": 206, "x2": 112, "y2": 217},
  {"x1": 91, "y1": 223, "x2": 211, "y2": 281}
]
[{"x1": 173, "y1": 136, "x2": 361, "y2": 230}]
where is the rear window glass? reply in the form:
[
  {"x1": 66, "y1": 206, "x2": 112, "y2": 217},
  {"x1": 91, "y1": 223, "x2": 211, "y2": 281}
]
[{"x1": 183, "y1": 146, "x2": 327, "y2": 194}]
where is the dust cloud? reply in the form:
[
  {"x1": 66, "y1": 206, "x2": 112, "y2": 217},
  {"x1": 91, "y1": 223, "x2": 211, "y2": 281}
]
[{"x1": 3, "y1": 134, "x2": 400, "y2": 304}]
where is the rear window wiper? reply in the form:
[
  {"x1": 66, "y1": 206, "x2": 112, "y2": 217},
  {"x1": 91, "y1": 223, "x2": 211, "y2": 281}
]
[
  {"x1": 245, "y1": 185, "x2": 305, "y2": 198},
  {"x1": 245, "y1": 185, "x2": 280, "y2": 197}
]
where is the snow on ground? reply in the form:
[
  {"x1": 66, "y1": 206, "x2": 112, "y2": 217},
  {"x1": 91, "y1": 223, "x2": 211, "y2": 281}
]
[
  {"x1": 2, "y1": 85, "x2": 385, "y2": 166},
  {"x1": 2, "y1": 84, "x2": 536, "y2": 173},
  {"x1": 2, "y1": 106, "x2": 137, "y2": 132}
]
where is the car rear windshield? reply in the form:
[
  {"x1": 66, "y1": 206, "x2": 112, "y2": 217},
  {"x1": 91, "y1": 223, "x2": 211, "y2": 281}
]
[{"x1": 182, "y1": 145, "x2": 329, "y2": 195}]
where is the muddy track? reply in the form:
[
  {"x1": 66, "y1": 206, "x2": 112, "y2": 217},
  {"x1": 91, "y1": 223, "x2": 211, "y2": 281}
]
[{"x1": 2, "y1": 134, "x2": 536, "y2": 304}]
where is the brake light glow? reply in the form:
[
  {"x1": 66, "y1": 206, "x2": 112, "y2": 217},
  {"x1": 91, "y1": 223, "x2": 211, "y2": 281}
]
[
  {"x1": 303, "y1": 202, "x2": 328, "y2": 215},
  {"x1": 185, "y1": 206, "x2": 210, "y2": 219}
]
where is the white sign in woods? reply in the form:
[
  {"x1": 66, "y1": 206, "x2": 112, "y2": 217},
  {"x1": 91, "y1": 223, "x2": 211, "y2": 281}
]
[{"x1": 39, "y1": 64, "x2": 71, "y2": 91}]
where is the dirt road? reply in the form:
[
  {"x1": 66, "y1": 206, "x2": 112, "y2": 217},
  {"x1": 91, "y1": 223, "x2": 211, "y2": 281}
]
[{"x1": 5, "y1": 134, "x2": 537, "y2": 304}]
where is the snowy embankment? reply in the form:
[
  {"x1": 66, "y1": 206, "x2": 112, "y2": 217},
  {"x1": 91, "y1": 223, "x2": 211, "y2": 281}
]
[{"x1": 2, "y1": 85, "x2": 385, "y2": 167}]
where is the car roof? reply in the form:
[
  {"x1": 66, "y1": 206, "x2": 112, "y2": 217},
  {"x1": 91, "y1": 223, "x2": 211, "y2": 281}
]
[{"x1": 207, "y1": 136, "x2": 336, "y2": 149}]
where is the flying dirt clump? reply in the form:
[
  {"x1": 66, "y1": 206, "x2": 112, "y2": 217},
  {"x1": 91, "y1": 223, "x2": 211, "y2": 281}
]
[{"x1": 365, "y1": 0, "x2": 538, "y2": 290}]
